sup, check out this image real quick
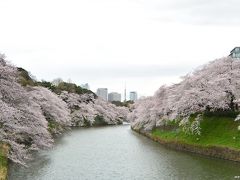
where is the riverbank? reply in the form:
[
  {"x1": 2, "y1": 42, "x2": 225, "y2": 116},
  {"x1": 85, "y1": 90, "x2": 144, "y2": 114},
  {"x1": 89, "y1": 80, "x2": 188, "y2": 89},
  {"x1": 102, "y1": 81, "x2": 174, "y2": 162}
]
[
  {"x1": 0, "y1": 143, "x2": 9, "y2": 180},
  {"x1": 132, "y1": 115, "x2": 240, "y2": 162}
]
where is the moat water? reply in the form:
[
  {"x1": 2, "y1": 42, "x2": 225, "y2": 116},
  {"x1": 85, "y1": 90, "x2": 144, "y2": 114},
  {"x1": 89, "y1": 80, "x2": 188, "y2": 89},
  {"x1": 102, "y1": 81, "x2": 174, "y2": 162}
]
[{"x1": 8, "y1": 125, "x2": 240, "y2": 180}]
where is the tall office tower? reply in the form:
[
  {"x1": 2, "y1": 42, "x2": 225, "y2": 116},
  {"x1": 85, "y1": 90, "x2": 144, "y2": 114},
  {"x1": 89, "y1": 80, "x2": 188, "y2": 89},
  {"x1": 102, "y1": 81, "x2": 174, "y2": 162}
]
[
  {"x1": 96, "y1": 88, "x2": 108, "y2": 101},
  {"x1": 108, "y1": 92, "x2": 121, "y2": 102},
  {"x1": 129, "y1": 91, "x2": 138, "y2": 101}
]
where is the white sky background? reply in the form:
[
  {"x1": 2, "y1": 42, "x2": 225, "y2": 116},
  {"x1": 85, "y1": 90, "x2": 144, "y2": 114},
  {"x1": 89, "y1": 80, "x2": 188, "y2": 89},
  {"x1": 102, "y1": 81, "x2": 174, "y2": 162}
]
[{"x1": 1, "y1": 0, "x2": 240, "y2": 99}]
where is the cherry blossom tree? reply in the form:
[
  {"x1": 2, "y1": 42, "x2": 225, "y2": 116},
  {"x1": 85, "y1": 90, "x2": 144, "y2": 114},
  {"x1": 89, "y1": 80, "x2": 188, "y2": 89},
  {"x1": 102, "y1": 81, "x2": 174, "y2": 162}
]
[
  {"x1": 60, "y1": 91, "x2": 129, "y2": 126},
  {"x1": 129, "y1": 57, "x2": 240, "y2": 133},
  {"x1": 0, "y1": 56, "x2": 52, "y2": 165},
  {"x1": 30, "y1": 86, "x2": 72, "y2": 134}
]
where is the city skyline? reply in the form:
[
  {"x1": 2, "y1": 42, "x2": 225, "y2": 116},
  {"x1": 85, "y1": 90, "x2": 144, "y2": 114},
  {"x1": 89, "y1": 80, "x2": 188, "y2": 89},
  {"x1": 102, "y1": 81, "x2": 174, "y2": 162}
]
[{"x1": 96, "y1": 86, "x2": 138, "y2": 102}]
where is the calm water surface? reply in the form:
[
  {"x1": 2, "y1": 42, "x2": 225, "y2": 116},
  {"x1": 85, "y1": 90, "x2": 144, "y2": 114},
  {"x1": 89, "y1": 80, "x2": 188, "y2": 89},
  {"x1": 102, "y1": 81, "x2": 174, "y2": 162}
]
[{"x1": 8, "y1": 125, "x2": 240, "y2": 180}]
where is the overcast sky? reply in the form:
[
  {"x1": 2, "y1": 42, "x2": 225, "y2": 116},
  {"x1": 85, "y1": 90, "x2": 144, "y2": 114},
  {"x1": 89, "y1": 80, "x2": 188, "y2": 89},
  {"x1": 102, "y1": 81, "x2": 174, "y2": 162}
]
[{"x1": 1, "y1": 0, "x2": 240, "y2": 98}]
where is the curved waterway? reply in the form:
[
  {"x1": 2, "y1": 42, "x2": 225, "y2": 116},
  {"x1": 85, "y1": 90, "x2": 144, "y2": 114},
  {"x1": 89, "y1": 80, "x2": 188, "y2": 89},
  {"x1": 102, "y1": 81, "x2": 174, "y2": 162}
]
[{"x1": 8, "y1": 125, "x2": 240, "y2": 180}]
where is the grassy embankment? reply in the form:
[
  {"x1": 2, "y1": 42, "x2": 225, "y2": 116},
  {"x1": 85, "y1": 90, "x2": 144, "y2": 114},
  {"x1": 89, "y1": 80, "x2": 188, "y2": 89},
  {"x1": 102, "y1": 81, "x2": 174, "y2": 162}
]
[
  {"x1": 0, "y1": 143, "x2": 9, "y2": 180},
  {"x1": 152, "y1": 113, "x2": 240, "y2": 150}
]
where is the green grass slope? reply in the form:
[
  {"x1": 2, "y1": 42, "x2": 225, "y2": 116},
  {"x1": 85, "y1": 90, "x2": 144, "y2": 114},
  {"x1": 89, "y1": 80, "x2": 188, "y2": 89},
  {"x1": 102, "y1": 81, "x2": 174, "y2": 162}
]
[
  {"x1": 0, "y1": 143, "x2": 9, "y2": 180},
  {"x1": 152, "y1": 114, "x2": 240, "y2": 150}
]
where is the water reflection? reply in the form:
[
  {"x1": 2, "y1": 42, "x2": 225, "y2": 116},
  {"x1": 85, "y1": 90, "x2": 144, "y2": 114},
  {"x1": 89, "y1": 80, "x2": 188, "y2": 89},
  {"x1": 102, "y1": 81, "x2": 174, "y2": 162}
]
[{"x1": 8, "y1": 153, "x2": 51, "y2": 180}]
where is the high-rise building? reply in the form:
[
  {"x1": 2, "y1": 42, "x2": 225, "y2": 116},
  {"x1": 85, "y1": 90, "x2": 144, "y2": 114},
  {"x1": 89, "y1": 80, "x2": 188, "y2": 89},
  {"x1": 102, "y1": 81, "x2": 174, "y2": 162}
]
[
  {"x1": 81, "y1": 83, "x2": 90, "y2": 90},
  {"x1": 96, "y1": 88, "x2": 108, "y2": 101},
  {"x1": 108, "y1": 92, "x2": 121, "y2": 102},
  {"x1": 229, "y1": 47, "x2": 240, "y2": 58},
  {"x1": 130, "y1": 91, "x2": 138, "y2": 101}
]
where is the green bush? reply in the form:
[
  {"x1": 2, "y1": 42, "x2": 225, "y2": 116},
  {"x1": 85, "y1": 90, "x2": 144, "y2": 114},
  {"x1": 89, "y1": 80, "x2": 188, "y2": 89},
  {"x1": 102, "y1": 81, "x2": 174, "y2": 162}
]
[
  {"x1": 17, "y1": 67, "x2": 36, "y2": 86},
  {"x1": 37, "y1": 80, "x2": 96, "y2": 97},
  {"x1": 93, "y1": 115, "x2": 108, "y2": 126}
]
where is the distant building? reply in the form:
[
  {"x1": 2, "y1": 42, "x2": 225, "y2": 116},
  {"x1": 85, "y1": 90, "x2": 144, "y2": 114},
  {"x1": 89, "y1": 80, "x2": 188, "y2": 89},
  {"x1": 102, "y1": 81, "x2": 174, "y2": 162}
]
[
  {"x1": 108, "y1": 92, "x2": 121, "y2": 102},
  {"x1": 130, "y1": 91, "x2": 138, "y2": 101},
  {"x1": 124, "y1": 83, "x2": 127, "y2": 102},
  {"x1": 81, "y1": 83, "x2": 90, "y2": 90},
  {"x1": 229, "y1": 47, "x2": 240, "y2": 58},
  {"x1": 96, "y1": 88, "x2": 108, "y2": 101}
]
